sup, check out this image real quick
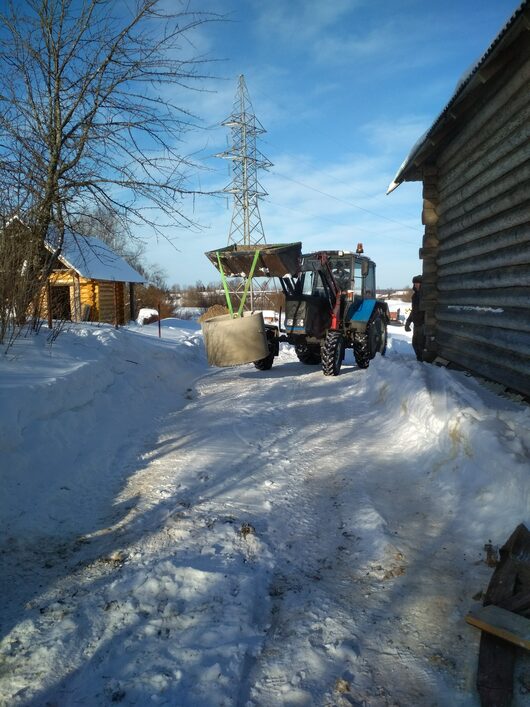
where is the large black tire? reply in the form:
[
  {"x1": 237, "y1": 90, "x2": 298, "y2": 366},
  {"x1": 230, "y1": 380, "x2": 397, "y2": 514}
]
[
  {"x1": 321, "y1": 331, "x2": 344, "y2": 376},
  {"x1": 368, "y1": 309, "x2": 387, "y2": 357},
  {"x1": 353, "y1": 309, "x2": 387, "y2": 369},
  {"x1": 254, "y1": 333, "x2": 276, "y2": 371},
  {"x1": 353, "y1": 334, "x2": 370, "y2": 369},
  {"x1": 254, "y1": 326, "x2": 279, "y2": 371},
  {"x1": 254, "y1": 352, "x2": 274, "y2": 370},
  {"x1": 295, "y1": 342, "x2": 321, "y2": 365}
]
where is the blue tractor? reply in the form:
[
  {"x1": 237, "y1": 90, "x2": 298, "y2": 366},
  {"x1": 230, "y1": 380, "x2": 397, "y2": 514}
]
[{"x1": 280, "y1": 248, "x2": 389, "y2": 375}]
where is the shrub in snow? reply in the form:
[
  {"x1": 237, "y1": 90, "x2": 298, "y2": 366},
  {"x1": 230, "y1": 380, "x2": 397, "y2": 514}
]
[{"x1": 137, "y1": 308, "x2": 159, "y2": 325}]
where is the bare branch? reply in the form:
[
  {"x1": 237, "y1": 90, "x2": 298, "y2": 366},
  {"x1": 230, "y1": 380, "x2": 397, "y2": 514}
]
[
  {"x1": 0, "y1": 0, "x2": 221, "y2": 237},
  {"x1": 0, "y1": 0, "x2": 222, "y2": 342}
]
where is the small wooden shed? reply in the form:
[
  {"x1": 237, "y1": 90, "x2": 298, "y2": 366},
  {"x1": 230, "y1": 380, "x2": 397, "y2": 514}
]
[
  {"x1": 388, "y1": 1, "x2": 530, "y2": 397},
  {"x1": 43, "y1": 231, "x2": 145, "y2": 325}
]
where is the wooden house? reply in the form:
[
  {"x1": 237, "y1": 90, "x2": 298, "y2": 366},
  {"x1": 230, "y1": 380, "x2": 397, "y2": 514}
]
[
  {"x1": 42, "y1": 231, "x2": 145, "y2": 325},
  {"x1": 388, "y1": 1, "x2": 530, "y2": 397}
]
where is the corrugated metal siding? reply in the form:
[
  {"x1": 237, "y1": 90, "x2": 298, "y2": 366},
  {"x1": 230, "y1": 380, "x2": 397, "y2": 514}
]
[{"x1": 432, "y1": 55, "x2": 530, "y2": 397}]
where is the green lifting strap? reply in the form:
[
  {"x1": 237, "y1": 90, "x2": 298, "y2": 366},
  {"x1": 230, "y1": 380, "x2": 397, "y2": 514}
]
[
  {"x1": 237, "y1": 249, "x2": 261, "y2": 316},
  {"x1": 216, "y1": 251, "x2": 234, "y2": 316}
]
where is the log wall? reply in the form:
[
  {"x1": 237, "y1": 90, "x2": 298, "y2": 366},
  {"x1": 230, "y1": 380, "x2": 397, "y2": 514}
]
[
  {"x1": 420, "y1": 54, "x2": 530, "y2": 397},
  {"x1": 98, "y1": 281, "x2": 125, "y2": 325},
  {"x1": 41, "y1": 273, "x2": 127, "y2": 325}
]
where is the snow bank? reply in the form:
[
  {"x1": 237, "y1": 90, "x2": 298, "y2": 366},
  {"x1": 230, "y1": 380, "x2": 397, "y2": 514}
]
[{"x1": 0, "y1": 323, "x2": 205, "y2": 536}]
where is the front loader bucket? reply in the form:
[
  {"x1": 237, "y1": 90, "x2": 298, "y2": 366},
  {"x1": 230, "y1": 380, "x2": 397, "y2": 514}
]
[
  {"x1": 205, "y1": 242, "x2": 302, "y2": 278},
  {"x1": 201, "y1": 311, "x2": 269, "y2": 367}
]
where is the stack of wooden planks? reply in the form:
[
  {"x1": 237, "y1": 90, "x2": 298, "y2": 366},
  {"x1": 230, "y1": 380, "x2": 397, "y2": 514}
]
[{"x1": 466, "y1": 524, "x2": 530, "y2": 706}]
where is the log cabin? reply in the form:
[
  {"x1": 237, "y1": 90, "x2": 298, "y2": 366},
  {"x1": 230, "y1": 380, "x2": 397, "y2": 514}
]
[
  {"x1": 388, "y1": 1, "x2": 530, "y2": 398},
  {"x1": 42, "y1": 231, "x2": 145, "y2": 325}
]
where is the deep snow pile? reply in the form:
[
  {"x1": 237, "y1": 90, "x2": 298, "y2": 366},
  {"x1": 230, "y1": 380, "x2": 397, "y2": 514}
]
[{"x1": 1, "y1": 321, "x2": 529, "y2": 706}]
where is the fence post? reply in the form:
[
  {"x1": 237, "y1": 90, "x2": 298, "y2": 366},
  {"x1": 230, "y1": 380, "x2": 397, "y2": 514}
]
[{"x1": 47, "y1": 282, "x2": 53, "y2": 329}]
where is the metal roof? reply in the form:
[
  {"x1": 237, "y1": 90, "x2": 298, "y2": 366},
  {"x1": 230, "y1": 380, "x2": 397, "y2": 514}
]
[{"x1": 45, "y1": 230, "x2": 145, "y2": 283}]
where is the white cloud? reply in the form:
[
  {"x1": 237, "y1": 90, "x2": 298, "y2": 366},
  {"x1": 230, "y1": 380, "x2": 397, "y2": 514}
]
[
  {"x1": 252, "y1": 0, "x2": 362, "y2": 44},
  {"x1": 359, "y1": 115, "x2": 433, "y2": 156}
]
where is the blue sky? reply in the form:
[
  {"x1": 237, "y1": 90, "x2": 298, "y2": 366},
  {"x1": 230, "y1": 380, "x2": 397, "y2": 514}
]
[{"x1": 144, "y1": 0, "x2": 522, "y2": 289}]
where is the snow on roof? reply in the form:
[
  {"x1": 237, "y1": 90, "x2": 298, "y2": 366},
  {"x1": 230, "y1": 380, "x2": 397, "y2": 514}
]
[
  {"x1": 45, "y1": 230, "x2": 145, "y2": 283},
  {"x1": 387, "y1": 1, "x2": 528, "y2": 193}
]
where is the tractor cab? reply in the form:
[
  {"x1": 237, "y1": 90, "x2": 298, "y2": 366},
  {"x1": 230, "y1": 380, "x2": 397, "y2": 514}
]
[{"x1": 299, "y1": 251, "x2": 376, "y2": 300}]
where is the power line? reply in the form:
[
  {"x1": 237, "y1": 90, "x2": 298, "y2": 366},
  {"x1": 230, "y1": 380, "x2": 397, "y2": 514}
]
[
  {"x1": 196, "y1": 140, "x2": 422, "y2": 236},
  {"x1": 269, "y1": 170, "x2": 421, "y2": 232},
  {"x1": 196, "y1": 83, "x2": 424, "y2": 235},
  {"x1": 195, "y1": 167, "x2": 421, "y2": 244},
  {"x1": 261, "y1": 196, "x2": 420, "y2": 246}
]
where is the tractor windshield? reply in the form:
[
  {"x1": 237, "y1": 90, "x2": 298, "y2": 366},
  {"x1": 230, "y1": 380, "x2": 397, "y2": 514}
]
[
  {"x1": 300, "y1": 258, "x2": 322, "y2": 296},
  {"x1": 302, "y1": 269, "x2": 327, "y2": 296},
  {"x1": 329, "y1": 257, "x2": 352, "y2": 291}
]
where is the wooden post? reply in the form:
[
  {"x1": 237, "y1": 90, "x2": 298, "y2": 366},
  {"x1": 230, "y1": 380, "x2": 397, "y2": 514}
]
[
  {"x1": 157, "y1": 302, "x2": 161, "y2": 338},
  {"x1": 75, "y1": 274, "x2": 81, "y2": 321},
  {"x1": 420, "y1": 166, "x2": 439, "y2": 362},
  {"x1": 114, "y1": 282, "x2": 119, "y2": 328},
  {"x1": 475, "y1": 524, "x2": 530, "y2": 706},
  {"x1": 129, "y1": 283, "x2": 136, "y2": 322},
  {"x1": 47, "y1": 282, "x2": 53, "y2": 329}
]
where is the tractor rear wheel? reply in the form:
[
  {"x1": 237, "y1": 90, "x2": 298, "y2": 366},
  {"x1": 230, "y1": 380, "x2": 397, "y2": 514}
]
[
  {"x1": 353, "y1": 309, "x2": 387, "y2": 369},
  {"x1": 368, "y1": 309, "x2": 387, "y2": 357},
  {"x1": 295, "y1": 343, "x2": 321, "y2": 365},
  {"x1": 321, "y1": 331, "x2": 344, "y2": 376}
]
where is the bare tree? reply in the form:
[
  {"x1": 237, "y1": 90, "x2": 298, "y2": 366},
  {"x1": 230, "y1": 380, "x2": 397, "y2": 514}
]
[
  {"x1": 0, "y1": 217, "x2": 44, "y2": 343},
  {"x1": 0, "y1": 0, "x2": 217, "y2": 339}
]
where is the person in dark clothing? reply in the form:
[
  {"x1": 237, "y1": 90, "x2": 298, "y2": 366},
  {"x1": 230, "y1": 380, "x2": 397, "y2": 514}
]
[{"x1": 405, "y1": 274, "x2": 425, "y2": 361}]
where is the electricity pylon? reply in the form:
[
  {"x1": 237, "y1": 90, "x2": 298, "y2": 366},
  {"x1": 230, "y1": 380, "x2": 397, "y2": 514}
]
[
  {"x1": 216, "y1": 76, "x2": 274, "y2": 311},
  {"x1": 217, "y1": 74, "x2": 272, "y2": 247}
]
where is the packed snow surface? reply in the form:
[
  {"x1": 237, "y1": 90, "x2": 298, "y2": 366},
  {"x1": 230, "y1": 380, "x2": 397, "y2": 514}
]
[{"x1": 1, "y1": 320, "x2": 529, "y2": 706}]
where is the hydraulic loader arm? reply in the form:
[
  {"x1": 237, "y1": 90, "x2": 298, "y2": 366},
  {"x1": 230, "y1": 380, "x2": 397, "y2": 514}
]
[{"x1": 314, "y1": 253, "x2": 342, "y2": 329}]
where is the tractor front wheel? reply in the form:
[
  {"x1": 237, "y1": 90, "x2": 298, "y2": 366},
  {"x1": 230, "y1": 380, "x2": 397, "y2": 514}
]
[
  {"x1": 253, "y1": 351, "x2": 274, "y2": 370},
  {"x1": 254, "y1": 330, "x2": 276, "y2": 371},
  {"x1": 321, "y1": 331, "x2": 344, "y2": 376},
  {"x1": 353, "y1": 335, "x2": 369, "y2": 369},
  {"x1": 295, "y1": 342, "x2": 321, "y2": 365}
]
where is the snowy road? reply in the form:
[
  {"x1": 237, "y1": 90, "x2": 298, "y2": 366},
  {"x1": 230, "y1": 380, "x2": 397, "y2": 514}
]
[
  {"x1": 175, "y1": 347, "x2": 519, "y2": 707},
  {"x1": 1, "y1": 325, "x2": 530, "y2": 706}
]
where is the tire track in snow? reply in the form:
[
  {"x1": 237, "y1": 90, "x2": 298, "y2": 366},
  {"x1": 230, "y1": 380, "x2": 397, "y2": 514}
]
[
  {"x1": 233, "y1": 363, "x2": 397, "y2": 706},
  {"x1": 235, "y1": 354, "x2": 487, "y2": 706}
]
